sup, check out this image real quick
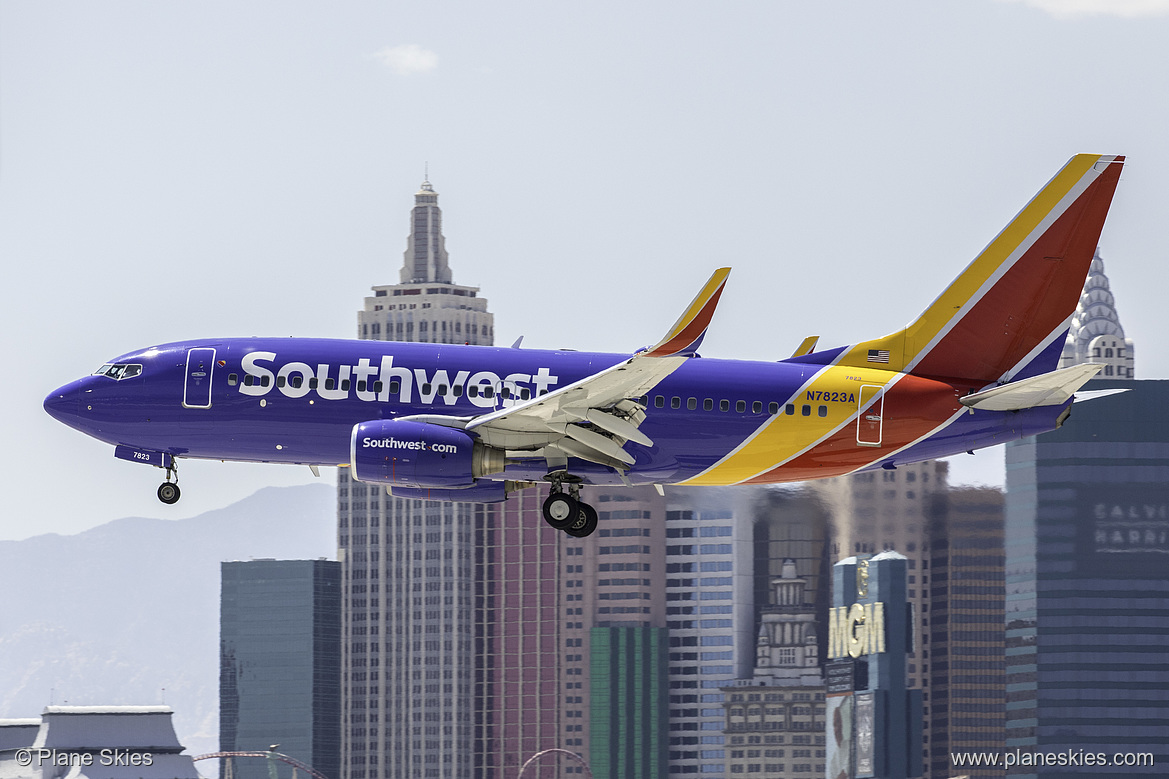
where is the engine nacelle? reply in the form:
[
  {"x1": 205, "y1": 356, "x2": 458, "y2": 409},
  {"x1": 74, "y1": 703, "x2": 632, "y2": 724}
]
[{"x1": 350, "y1": 419, "x2": 504, "y2": 488}]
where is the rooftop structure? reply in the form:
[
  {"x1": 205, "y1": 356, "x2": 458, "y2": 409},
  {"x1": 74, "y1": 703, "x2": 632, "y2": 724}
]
[{"x1": 0, "y1": 706, "x2": 200, "y2": 779}]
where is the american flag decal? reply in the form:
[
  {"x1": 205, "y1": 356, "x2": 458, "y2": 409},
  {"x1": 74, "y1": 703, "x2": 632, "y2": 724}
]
[{"x1": 867, "y1": 349, "x2": 890, "y2": 363}]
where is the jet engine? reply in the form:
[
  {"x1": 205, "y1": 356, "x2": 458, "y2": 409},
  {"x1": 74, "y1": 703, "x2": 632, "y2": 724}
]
[{"x1": 350, "y1": 419, "x2": 505, "y2": 488}]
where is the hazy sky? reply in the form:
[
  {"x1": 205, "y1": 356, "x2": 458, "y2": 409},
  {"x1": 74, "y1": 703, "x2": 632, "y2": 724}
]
[{"x1": 3, "y1": 1, "x2": 1168, "y2": 540}]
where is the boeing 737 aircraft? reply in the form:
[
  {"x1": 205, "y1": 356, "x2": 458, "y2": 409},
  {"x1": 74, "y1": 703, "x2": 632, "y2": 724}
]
[{"x1": 45, "y1": 154, "x2": 1125, "y2": 537}]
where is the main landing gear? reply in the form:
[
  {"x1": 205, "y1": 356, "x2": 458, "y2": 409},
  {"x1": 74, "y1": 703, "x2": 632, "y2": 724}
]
[
  {"x1": 157, "y1": 462, "x2": 181, "y2": 505},
  {"x1": 541, "y1": 472, "x2": 598, "y2": 538}
]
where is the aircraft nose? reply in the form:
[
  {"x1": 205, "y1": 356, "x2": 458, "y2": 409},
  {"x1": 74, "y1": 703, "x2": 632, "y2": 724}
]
[{"x1": 44, "y1": 379, "x2": 84, "y2": 426}]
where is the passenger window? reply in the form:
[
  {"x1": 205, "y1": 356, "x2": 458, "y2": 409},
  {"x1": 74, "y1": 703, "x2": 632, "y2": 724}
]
[
  {"x1": 453, "y1": 385, "x2": 463, "y2": 397},
  {"x1": 638, "y1": 395, "x2": 648, "y2": 407},
  {"x1": 703, "y1": 398, "x2": 713, "y2": 411},
  {"x1": 468, "y1": 385, "x2": 479, "y2": 398},
  {"x1": 290, "y1": 376, "x2": 303, "y2": 389},
  {"x1": 671, "y1": 397, "x2": 681, "y2": 409},
  {"x1": 341, "y1": 379, "x2": 351, "y2": 391},
  {"x1": 521, "y1": 388, "x2": 531, "y2": 400},
  {"x1": 373, "y1": 381, "x2": 384, "y2": 393},
  {"x1": 655, "y1": 396, "x2": 665, "y2": 408},
  {"x1": 244, "y1": 375, "x2": 255, "y2": 386},
  {"x1": 228, "y1": 374, "x2": 238, "y2": 386},
  {"x1": 785, "y1": 404, "x2": 795, "y2": 415},
  {"x1": 276, "y1": 376, "x2": 287, "y2": 388},
  {"x1": 325, "y1": 378, "x2": 336, "y2": 390},
  {"x1": 309, "y1": 378, "x2": 319, "y2": 389},
  {"x1": 484, "y1": 387, "x2": 495, "y2": 399},
  {"x1": 357, "y1": 380, "x2": 366, "y2": 392},
  {"x1": 768, "y1": 402, "x2": 779, "y2": 415},
  {"x1": 260, "y1": 375, "x2": 270, "y2": 387},
  {"x1": 819, "y1": 405, "x2": 827, "y2": 417},
  {"x1": 438, "y1": 384, "x2": 448, "y2": 396},
  {"x1": 687, "y1": 398, "x2": 697, "y2": 410},
  {"x1": 752, "y1": 400, "x2": 762, "y2": 414},
  {"x1": 735, "y1": 400, "x2": 746, "y2": 413},
  {"x1": 421, "y1": 383, "x2": 432, "y2": 394},
  {"x1": 720, "y1": 399, "x2": 730, "y2": 412},
  {"x1": 501, "y1": 387, "x2": 511, "y2": 399},
  {"x1": 802, "y1": 404, "x2": 811, "y2": 416}
]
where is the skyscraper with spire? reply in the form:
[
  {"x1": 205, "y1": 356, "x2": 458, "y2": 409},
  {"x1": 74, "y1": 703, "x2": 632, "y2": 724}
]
[
  {"x1": 1059, "y1": 248, "x2": 1134, "y2": 379},
  {"x1": 340, "y1": 179, "x2": 575, "y2": 779},
  {"x1": 340, "y1": 178, "x2": 492, "y2": 779},
  {"x1": 357, "y1": 179, "x2": 493, "y2": 345}
]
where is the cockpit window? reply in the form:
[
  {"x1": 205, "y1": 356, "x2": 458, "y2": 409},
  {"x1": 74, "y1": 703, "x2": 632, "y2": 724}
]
[{"x1": 93, "y1": 363, "x2": 143, "y2": 380}]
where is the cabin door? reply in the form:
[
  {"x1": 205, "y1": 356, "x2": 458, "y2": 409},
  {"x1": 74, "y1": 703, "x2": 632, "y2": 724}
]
[
  {"x1": 183, "y1": 347, "x2": 216, "y2": 409},
  {"x1": 857, "y1": 385, "x2": 884, "y2": 446}
]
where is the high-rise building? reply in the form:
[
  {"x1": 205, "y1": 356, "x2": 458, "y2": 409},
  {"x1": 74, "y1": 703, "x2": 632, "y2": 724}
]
[
  {"x1": 664, "y1": 487, "x2": 756, "y2": 778},
  {"x1": 1004, "y1": 379, "x2": 1168, "y2": 776},
  {"x1": 340, "y1": 179, "x2": 494, "y2": 779},
  {"x1": 342, "y1": 179, "x2": 586, "y2": 778},
  {"x1": 473, "y1": 487, "x2": 566, "y2": 777},
  {"x1": 220, "y1": 559, "x2": 342, "y2": 779},
  {"x1": 750, "y1": 488, "x2": 832, "y2": 663},
  {"x1": 581, "y1": 486, "x2": 669, "y2": 778},
  {"x1": 1005, "y1": 260, "x2": 1165, "y2": 776},
  {"x1": 722, "y1": 560, "x2": 826, "y2": 779},
  {"x1": 927, "y1": 487, "x2": 1005, "y2": 779},
  {"x1": 810, "y1": 459, "x2": 947, "y2": 777}
]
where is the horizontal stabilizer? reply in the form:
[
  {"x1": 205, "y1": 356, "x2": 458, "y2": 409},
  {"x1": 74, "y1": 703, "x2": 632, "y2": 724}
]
[
  {"x1": 1073, "y1": 387, "x2": 1130, "y2": 404},
  {"x1": 959, "y1": 363, "x2": 1103, "y2": 411}
]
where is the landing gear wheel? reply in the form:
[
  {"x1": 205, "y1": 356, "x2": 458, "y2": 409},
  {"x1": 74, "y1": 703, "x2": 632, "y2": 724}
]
[
  {"x1": 157, "y1": 482, "x2": 181, "y2": 505},
  {"x1": 564, "y1": 502, "x2": 598, "y2": 538},
  {"x1": 542, "y1": 492, "x2": 579, "y2": 529}
]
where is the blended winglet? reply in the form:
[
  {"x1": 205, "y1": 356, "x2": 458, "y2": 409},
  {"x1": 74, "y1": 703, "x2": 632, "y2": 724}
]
[
  {"x1": 791, "y1": 336, "x2": 820, "y2": 359},
  {"x1": 643, "y1": 268, "x2": 731, "y2": 358}
]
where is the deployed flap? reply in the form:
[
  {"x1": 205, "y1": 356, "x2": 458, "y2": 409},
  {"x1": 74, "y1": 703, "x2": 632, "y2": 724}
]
[
  {"x1": 466, "y1": 268, "x2": 731, "y2": 463},
  {"x1": 959, "y1": 363, "x2": 1103, "y2": 411}
]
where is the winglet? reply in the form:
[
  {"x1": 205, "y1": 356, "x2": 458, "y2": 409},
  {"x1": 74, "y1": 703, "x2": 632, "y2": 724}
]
[
  {"x1": 790, "y1": 336, "x2": 820, "y2": 358},
  {"x1": 642, "y1": 268, "x2": 731, "y2": 358}
]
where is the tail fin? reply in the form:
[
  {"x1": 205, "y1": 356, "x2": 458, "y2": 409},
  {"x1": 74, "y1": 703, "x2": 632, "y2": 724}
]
[{"x1": 834, "y1": 154, "x2": 1124, "y2": 384}]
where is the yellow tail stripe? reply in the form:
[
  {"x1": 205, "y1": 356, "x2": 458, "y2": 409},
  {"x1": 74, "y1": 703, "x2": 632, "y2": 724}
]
[{"x1": 839, "y1": 154, "x2": 1102, "y2": 372}]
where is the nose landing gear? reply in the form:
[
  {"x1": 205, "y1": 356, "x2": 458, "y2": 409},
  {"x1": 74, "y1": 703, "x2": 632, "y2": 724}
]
[
  {"x1": 541, "y1": 472, "x2": 598, "y2": 537},
  {"x1": 157, "y1": 462, "x2": 181, "y2": 505}
]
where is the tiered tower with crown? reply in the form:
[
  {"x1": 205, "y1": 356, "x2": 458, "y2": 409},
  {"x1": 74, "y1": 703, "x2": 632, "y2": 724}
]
[
  {"x1": 356, "y1": 179, "x2": 493, "y2": 346},
  {"x1": 1059, "y1": 249, "x2": 1135, "y2": 379}
]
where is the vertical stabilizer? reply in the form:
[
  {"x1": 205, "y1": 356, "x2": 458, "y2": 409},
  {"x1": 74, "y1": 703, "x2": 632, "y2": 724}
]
[{"x1": 834, "y1": 154, "x2": 1124, "y2": 384}]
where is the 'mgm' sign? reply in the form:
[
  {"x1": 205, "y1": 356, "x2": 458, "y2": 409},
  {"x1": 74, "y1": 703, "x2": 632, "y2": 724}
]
[{"x1": 827, "y1": 602, "x2": 886, "y2": 659}]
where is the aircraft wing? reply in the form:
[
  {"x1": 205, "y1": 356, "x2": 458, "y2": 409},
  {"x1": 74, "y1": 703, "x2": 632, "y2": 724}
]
[{"x1": 463, "y1": 268, "x2": 731, "y2": 469}]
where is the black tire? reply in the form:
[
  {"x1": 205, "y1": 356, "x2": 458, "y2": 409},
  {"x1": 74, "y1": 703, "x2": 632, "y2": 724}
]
[
  {"x1": 157, "y1": 482, "x2": 181, "y2": 505},
  {"x1": 564, "y1": 502, "x2": 599, "y2": 538},
  {"x1": 542, "y1": 492, "x2": 579, "y2": 529}
]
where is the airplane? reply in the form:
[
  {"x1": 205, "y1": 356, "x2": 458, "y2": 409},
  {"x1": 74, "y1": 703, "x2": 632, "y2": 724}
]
[{"x1": 45, "y1": 154, "x2": 1124, "y2": 538}]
